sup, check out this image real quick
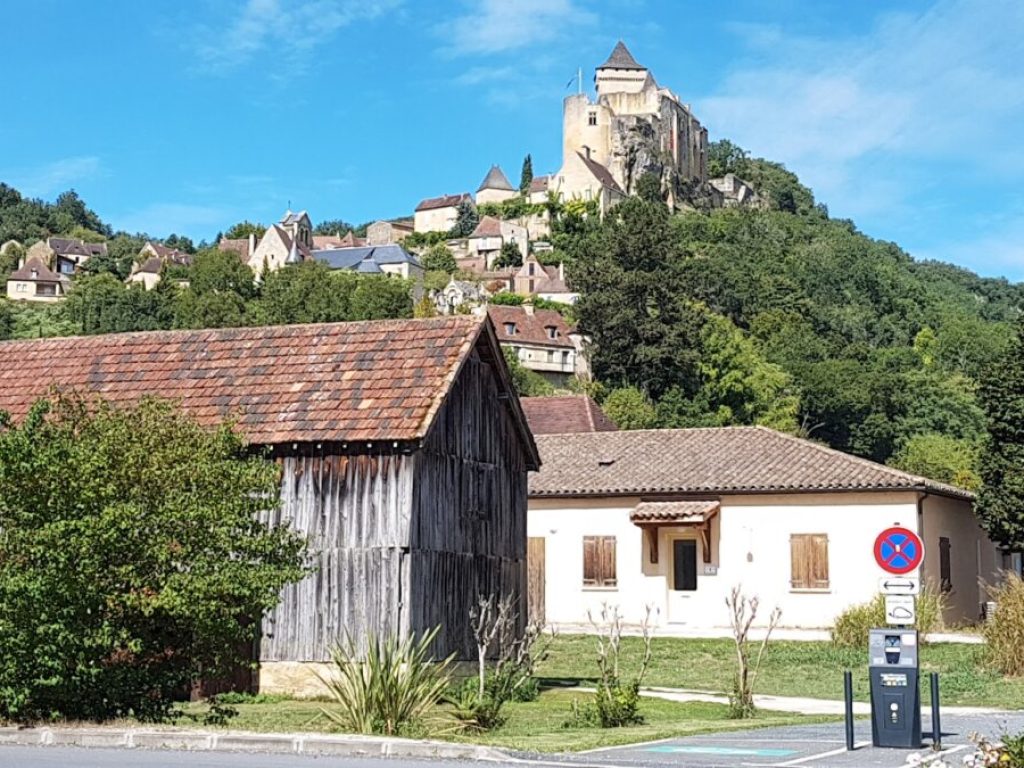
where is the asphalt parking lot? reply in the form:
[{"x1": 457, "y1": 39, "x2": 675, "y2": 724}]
[{"x1": 557, "y1": 712, "x2": 1024, "y2": 768}]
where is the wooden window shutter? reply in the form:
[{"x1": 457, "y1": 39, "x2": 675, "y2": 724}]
[
  {"x1": 582, "y1": 536, "x2": 617, "y2": 588},
  {"x1": 791, "y1": 534, "x2": 829, "y2": 590},
  {"x1": 939, "y1": 537, "x2": 952, "y2": 593}
]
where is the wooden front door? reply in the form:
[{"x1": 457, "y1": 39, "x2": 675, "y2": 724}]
[{"x1": 527, "y1": 537, "x2": 546, "y2": 624}]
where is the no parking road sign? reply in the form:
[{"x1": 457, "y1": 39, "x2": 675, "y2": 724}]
[{"x1": 874, "y1": 527, "x2": 924, "y2": 575}]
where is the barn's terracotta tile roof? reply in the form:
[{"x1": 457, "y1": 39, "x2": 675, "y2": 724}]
[
  {"x1": 415, "y1": 193, "x2": 472, "y2": 212},
  {"x1": 487, "y1": 306, "x2": 574, "y2": 348},
  {"x1": 521, "y1": 396, "x2": 617, "y2": 435},
  {"x1": 630, "y1": 500, "x2": 719, "y2": 524},
  {"x1": 529, "y1": 427, "x2": 972, "y2": 500},
  {"x1": 0, "y1": 316, "x2": 493, "y2": 445}
]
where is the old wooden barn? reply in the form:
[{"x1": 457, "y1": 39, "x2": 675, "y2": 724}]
[{"x1": 0, "y1": 315, "x2": 539, "y2": 693}]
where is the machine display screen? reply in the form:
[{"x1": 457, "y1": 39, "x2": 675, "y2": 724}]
[{"x1": 885, "y1": 635, "x2": 901, "y2": 649}]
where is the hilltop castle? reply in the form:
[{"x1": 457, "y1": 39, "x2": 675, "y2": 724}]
[{"x1": 553, "y1": 41, "x2": 709, "y2": 210}]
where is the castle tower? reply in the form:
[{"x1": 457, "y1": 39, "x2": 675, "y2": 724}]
[
  {"x1": 476, "y1": 165, "x2": 517, "y2": 205},
  {"x1": 594, "y1": 41, "x2": 649, "y2": 96}
]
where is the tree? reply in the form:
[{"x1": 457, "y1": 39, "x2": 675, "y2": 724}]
[
  {"x1": 977, "y1": 322, "x2": 1024, "y2": 549},
  {"x1": 164, "y1": 233, "x2": 195, "y2": 254},
  {"x1": 222, "y1": 221, "x2": 265, "y2": 241},
  {"x1": 449, "y1": 200, "x2": 479, "y2": 238},
  {"x1": 314, "y1": 219, "x2": 362, "y2": 236},
  {"x1": 62, "y1": 274, "x2": 171, "y2": 335},
  {"x1": 502, "y1": 347, "x2": 554, "y2": 397},
  {"x1": 189, "y1": 249, "x2": 256, "y2": 299},
  {"x1": 82, "y1": 233, "x2": 144, "y2": 280},
  {"x1": 707, "y1": 140, "x2": 749, "y2": 178},
  {"x1": 602, "y1": 386, "x2": 657, "y2": 430},
  {"x1": 0, "y1": 300, "x2": 12, "y2": 340},
  {"x1": 493, "y1": 241, "x2": 523, "y2": 269},
  {"x1": 0, "y1": 242, "x2": 24, "y2": 282},
  {"x1": 635, "y1": 172, "x2": 663, "y2": 203},
  {"x1": 891, "y1": 433, "x2": 981, "y2": 491},
  {"x1": 422, "y1": 243, "x2": 457, "y2": 274},
  {"x1": 0, "y1": 395, "x2": 307, "y2": 722},
  {"x1": 254, "y1": 262, "x2": 356, "y2": 325},
  {"x1": 349, "y1": 275, "x2": 414, "y2": 320},
  {"x1": 519, "y1": 154, "x2": 533, "y2": 195}
]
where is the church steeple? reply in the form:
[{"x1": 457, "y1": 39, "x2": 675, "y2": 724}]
[{"x1": 598, "y1": 40, "x2": 644, "y2": 71}]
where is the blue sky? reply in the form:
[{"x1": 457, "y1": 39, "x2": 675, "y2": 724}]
[{"x1": 2, "y1": 0, "x2": 1022, "y2": 279}]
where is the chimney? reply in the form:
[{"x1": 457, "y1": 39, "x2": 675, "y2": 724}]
[
  {"x1": 582, "y1": 145, "x2": 591, "y2": 160},
  {"x1": 523, "y1": 300, "x2": 535, "y2": 317},
  {"x1": 558, "y1": 262, "x2": 565, "y2": 282},
  {"x1": 248, "y1": 232, "x2": 257, "y2": 256},
  {"x1": 18, "y1": 257, "x2": 24, "y2": 270}
]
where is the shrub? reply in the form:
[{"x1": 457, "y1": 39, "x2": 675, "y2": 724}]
[
  {"x1": 726, "y1": 586, "x2": 781, "y2": 718},
  {"x1": 318, "y1": 627, "x2": 454, "y2": 736},
  {"x1": 831, "y1": 587, "x2": 946, "y2": 648},
  {"x1": 984, "y1": 571, "x2": 1024, "y2": 676},
  {"x1": 0, "y1": 396, "x2": 307, "y2": 723}
]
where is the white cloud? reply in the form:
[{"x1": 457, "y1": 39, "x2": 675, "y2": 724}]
[
  {"x1": 699, "y1": 0, "x2": 1024, "y2": 218},
  {"x1": 438, "y1": 0, "x2": 596, "y2": 56},
  {"x1": 5, "y1": 156, "x2": 102, "y2": 197},
  {"x1": 192, "y1": 0, "x2": 401, "y2": 73}
]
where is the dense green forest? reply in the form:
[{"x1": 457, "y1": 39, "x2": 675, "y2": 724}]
[{"x1": 1, "y1": 142, "x2": 1021, "y2": 489}]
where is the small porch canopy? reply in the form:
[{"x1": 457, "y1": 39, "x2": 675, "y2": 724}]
[{"x1": 630, "y1": 500, "x2": 719, "y2": 564}]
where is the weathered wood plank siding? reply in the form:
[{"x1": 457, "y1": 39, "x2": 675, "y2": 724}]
[
  {"x1": 409, "y1": 349, "x2": 530, "y2": 657},
  {"x1": 258, "y1": 452, "x2": 415, "y2": 661}
]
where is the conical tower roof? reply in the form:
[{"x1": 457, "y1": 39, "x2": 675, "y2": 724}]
[
  {"x1": 477, "y1": 165, "x2": 514, "y2": 192},
  {"x1": 598, "y1": 40, "x2": 644, "y2": 71}
]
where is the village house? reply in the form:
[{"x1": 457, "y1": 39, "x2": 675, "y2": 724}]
[
  {"x1": 414, "y1": 193, "x2": 473, "y2": 234},
  {"x1": 313, "y1": 230, "x2": 365, "y2": 249},
  {"x1": 476, "y1": 165, "x2": 518, "y2": 205},
  {"x1": 25, "y1": 236, "x2": 107, "y2": 278},
  {"x1": 468, "y1": 216, "x2": 528, "y2": 267},
  {"x1": 556, "y1": 41, "x2": 707, "y2": 208},
  {"x1": 313, "y1": 244, "x2": 424, "y2": 280},
  {"x1": 512, "y1": 255, "x2": 578, "y2": 303},
  {"x1": 527, "y1": 176, "x2": 551, "y2": 205},
  {"x1": 126, "y1": 241, "x2": 193, "y2": 289},
  {"x1": 487, "y1": 304, "x2": 588, "y2": 386},
  {"x1": 521, "y1": 395, "x2": 617, "y2": 435},
  {"x1": 526, "y1": 427, "x2": 1008, "y2": 631},
  {"x1": 0, "y1": 315, "x2": 540, "y2": 696},
  {"x1": 4, "y1": 255, "x2": 68, "y2": 302},
  {"x1": 433, "y1": 278, "x2": 489, "y2": 315},
  {"x1": 366, "y1": 219, "x2": 414, "y2": 246}
]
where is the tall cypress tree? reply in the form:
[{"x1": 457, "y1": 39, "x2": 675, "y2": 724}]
[
  {"x1": 519, "y1": 154, "x2": 533, "y2": 195},
  {"x1": 977, "y1": 320, "x2": 1024, "y2": 550}
]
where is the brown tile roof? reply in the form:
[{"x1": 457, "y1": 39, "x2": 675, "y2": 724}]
[
  {"x1": 528, "y1": 175, "x2": 550, "y2": 194},
  {"x1": 136, "y1": 256, "x2": 164, "y2": 275},
  {"x1": 313, "y1": 232, "x2": 366, "y2": 249},
  {"x1": 415, "y1": 193, "x2": 472, "y2": 212},
  {"x1": 0, "y1": 316, "x2": 533, "y2": 450},
  {"x1": 529, "y1": 427, "x2": 972, "y2": 500},
  {"x1": 521, "y1": 396, "x2": 617, "y2": 435},
  {"x1": 8, "y1": 255, "x2": 62, "y2": 283},
  {"x1": 578, "y1": 153, "x2": 623, "y2": 193},
  {"x1": 470, "y1": 216, "x2": 503, "y2": 239},
  {"x1": 630, "y1": 500, "x2": 719, "y2": 524},
  {"x1": 145, "y1": 241, "x2": 192, "y2": 266},
  {"x1": 218, "y1": 237, "x2": 251, "y2": 263},
  {"x1": 487, "y1": 305, "x2": 574, "y2": 348}
]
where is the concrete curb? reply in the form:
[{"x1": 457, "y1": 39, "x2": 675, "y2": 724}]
[{"x1": 0, "y1": 726, "x2": 511, "y2": 760}]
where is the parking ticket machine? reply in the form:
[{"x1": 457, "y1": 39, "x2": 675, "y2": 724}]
[{"x1": 868, "y1": 629, "x2": 921, "y2": 748}]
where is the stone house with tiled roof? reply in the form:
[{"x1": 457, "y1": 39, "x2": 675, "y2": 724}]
[
  {"x1": 0, "y1": 315, "x2": 539, "y2": 696},
  {"x1": 468, "y1": 215, "x2": 528, "y2": 268},
  {"x1": 25, "y1": 236, "x2": 107, "y2": 278},
  {"x1": 526, "y1": 427, "x2": 1008, "y2": 630},
  {"x1": 366, "y1": 219, "x2": 414, "y2": 246},
  {"x1": 5, "y1": 255, "x2": 68, "y2": 302},
  {"x1": 487, "y1": 304, "x2": 588, "y2": 386},
  {"x1": 414, "y1": 193, "x2": 473, "y2": 234},
  {"x1": 476, "y1": 164, "x2": 517, "y2": 206}
]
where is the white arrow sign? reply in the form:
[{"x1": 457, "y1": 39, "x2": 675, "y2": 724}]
[
  {"x1": 885, "y1": 595, "x2": 917, "y2": 626},
  {"x1": 878, "y1": 577, "x2": 920, "y2": 596}
]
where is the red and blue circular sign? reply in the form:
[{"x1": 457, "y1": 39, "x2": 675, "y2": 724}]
[{"x1": 874, "y1": 527, "x2": 924, "y2": 575}]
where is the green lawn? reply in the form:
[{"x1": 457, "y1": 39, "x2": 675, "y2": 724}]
[
  {"x1": 186, "y1": 691, "x2": 829, "y2": 753},
  {"x1": 537, "y1": 635, "x2": 1024, "y2": 709}
]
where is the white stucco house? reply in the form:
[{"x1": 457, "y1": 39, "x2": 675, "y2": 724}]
[{"x1": 527, "y1": 426, "x2": 1011, "y2": 630}]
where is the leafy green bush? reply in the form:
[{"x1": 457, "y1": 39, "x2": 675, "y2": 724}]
[
  {"x1": 831, "y1": 587, "x2": 946, "y2": 648},
  {"x1": 984, "y1": 572, "x2": 1024, "y2": 676},
  {"x1": 318, "y1": 627, "x2": 454, "y2": 736},
  {"x1": 0, "y1": 396, "x2": 307, "y2": 723}
]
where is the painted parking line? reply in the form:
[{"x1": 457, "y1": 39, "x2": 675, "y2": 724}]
[
  {"x1": 767, "y1": 741, "x2": 871, "y2": 766},
  {"x1": 644, "y1": 745, "x2": 799, "y2": 757}
]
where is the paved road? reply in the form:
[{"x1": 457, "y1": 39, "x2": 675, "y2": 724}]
[{"x1": 0, "y1": 746, "x2": 429, "y2": 767}]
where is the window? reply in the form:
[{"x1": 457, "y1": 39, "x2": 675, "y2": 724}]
[
  {"x1": 673, "y1": 539, "x2": 698, "y2": 591},
  {"x1": 545, "y1": 325, "x2": 558, "y2": 339},
  {"x1": 546, "y1": 350, "x2": 554, "y2": 362},
  {"x1": 503, "y1": 322, "x2": 516, "y2": 336},
  {"x1": 528, "y1": 262, "x2": 536, "y2": 276},
  {"x1": 588, "y1": 111, "x2": 597, "y2": 126},
  {"x1": 583, "y1": 536, "x2": 616, "y2": 588},
  {"x1": 939, "y1": 537, "x2": 952, "y2": 593},
  {"x1": 790, "y1": 534, "x2": 829, "y2": 590},
  {"x1": 584, "y1": 189, "x2": 592, "y2": 201},
  {"x1": 562, "y1": 350, "x2": 570, "y2": 364}
]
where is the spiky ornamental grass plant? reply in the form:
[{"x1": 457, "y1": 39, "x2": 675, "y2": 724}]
[{"x1": 317, "y1": 627, "x2": 455, "y2": 736}]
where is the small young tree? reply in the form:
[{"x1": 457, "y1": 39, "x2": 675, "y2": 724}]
[
  {"x1": 0, "y1": 395, "x2": 308, "y2": 722},
  {"x1": 725, "y1": 586, "x2": 781, "y2": 718},
  {"x1": 449, "y1": 200, "x2": 479, "y2": 238},
  {"x1": 494, "y1": 241, "x2": 523, "y2": 269},
  {"x1": 520, "y1": 154, "x2": 534, "y2": 195},
  {"x1": 422, "y1": 243, "x2": 457, "y2": 274}
]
